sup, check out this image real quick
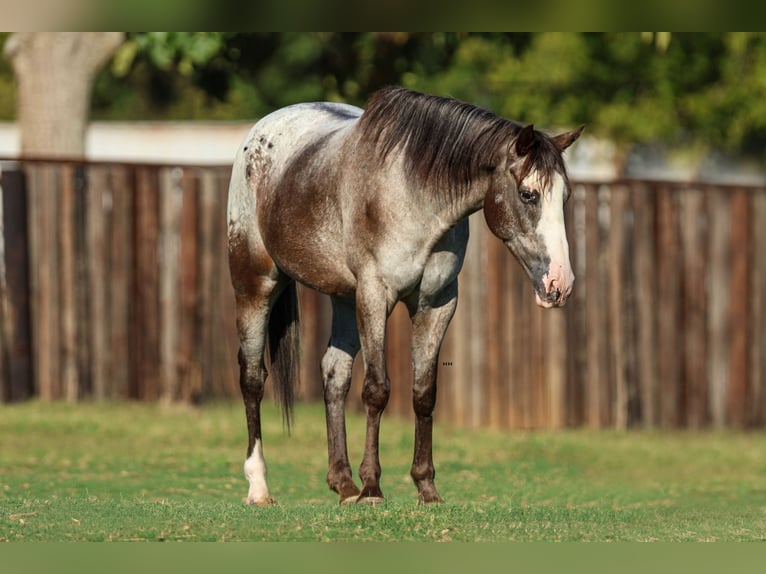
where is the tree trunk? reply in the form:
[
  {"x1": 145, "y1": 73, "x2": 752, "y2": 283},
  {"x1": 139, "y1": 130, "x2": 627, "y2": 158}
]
[{"x1": 4, "y1": 32, "x2": 124, "y2": 157}]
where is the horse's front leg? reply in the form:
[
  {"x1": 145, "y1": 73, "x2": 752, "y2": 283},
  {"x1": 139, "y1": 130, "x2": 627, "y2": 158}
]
[
  {"x1": 408, "y1": 281, "x2": 458, "y2": 503},
  {"x1": 322, "y1": 296, "x2": 361, "y2": 504},
  {"x1": 355, "y1": 277, "x2": 393, "y2": 504}
]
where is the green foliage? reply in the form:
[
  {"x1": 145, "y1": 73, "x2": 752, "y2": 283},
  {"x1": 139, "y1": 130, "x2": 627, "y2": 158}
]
[
  {"x1": 0, "y1": 33, "x2": 15, "y2": 120},
  {"x1": 4, "y1": 33, "x2": 766, "y2": 158},
  {"x1": 2, "y1": 401, "x2": 766, "y2": 541},
  {"x1": 112, "y1": 32, "x2": 227, "y2": 77}
]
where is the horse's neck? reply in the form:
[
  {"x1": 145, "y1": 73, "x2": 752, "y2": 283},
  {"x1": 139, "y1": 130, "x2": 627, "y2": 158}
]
[{"x1": 432, "y1": 179, "x2": 488, "y2": 230}]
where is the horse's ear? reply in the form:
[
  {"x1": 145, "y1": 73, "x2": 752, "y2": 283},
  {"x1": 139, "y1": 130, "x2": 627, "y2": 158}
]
[
  {"x1": 554, "y1": 125, "x2": 585, "y2": 151},
  {"x1": 515, "y1": 124, "x2": 537, "y2": 156}
]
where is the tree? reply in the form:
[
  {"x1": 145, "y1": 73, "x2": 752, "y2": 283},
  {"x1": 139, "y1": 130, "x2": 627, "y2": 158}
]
[{"x1": 4, "y1": 33, "x2": 125, "y2": 156}]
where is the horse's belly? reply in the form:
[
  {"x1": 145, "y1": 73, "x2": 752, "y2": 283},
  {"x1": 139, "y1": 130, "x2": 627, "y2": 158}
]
[{"x1": 279, "y1": 253, "x2": 357, "y2": 297}]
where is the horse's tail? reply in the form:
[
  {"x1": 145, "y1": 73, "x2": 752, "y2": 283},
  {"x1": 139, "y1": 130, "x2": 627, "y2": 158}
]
[{"x1": 268, "y1": 280, "x2": 300, "y2": 431}]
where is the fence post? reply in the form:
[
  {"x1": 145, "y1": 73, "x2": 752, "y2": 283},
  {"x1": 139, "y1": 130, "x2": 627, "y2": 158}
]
[{"x1": 1, "y1": 167, "x2": 34, "y2": 401}]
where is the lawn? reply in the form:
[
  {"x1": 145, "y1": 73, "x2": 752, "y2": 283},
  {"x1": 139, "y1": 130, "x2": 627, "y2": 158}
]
[{"x1": 2, "y1": 400, "x2": 766, "y2": 541}]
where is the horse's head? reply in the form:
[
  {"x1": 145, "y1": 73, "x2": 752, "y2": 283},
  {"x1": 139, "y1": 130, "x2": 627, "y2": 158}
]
[{"x1": 483, "y1": 124, "x2": 584, "y2": 308}]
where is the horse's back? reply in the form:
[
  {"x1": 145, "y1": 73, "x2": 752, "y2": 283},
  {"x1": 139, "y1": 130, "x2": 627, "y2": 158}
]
[
  {"x1": 228, "y1": 102, "x2": 363, "y2": 294},
  {"x1": 230, "y1": 101, "x2": 361, "y2": 209},
  {"x1": 247, "y1": 102, "x2": 361, "y2": 175}
]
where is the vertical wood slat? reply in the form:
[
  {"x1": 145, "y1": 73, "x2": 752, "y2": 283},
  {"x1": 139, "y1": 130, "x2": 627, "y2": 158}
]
[
  {"x1": 707, "y1": 188, "x2": 730, "y2": 429},
  {"x1": 60, "y1": 165, "x2": 78, "y2": 401},
  {"x1": 565, "y1": 186, "x2": 586, "y2": 427},
  {"x1": 31, "y1": 165, "x2": 61, "y2": 400},
  {"x1": 608, "y1": 185, "x2": 628, "y2": 429},
  {"x1": 87, "y1": 166, "x2": 108, "y2": 400},
  {"x1": 109, "y1": 167, "x2": 132, "y2": 398},
  {"x1": 212, "y1": 170, "x2": 239, "y2": 398},
  {"x1": 727, "y1": 188, "x2": 750, "y2": 428},
  {"x1": 749, "y1": 190, "x2": 766, "y2": 427},
  {"x1": 159, "y1": 168, "x2": 183, "y2": 402},
  {"x1": 544, "y1": 307, "x2": 566, "y2": 429},
  {"x1": 633, "y1": 182, "x2": 658, "y2": 427},
  {"x1": 0, "y1": 168, "x2": 34, "y2": 401},
  {"x1": 468, "y1": 215, "x2": 486, "y2": 427},
  {"x1": 177, "y1": 168, "x2": 202, "y2": 403},
  {"x1": 497, "y1": 240, "x2": 514, "y2": 429},
  {"x1": 74, "y1": 166, "x2": 92, "y2": 398},
  {"x1": 506, "y1": 248, "x2": 526, "y2": 428},
  {"x1": 583, "y1": 184, "x2": 605, "y2": 427},
  {"x1": 386, "y1": 302, "x2": 413, "y2": 421},
  {"x1": 133, "y1": 167, "x2": 161, "y2": 401},
  {"x1": 679, "y1": 188, "x2": 708, "y2": 428},
  {"x1": 485, "y1": 230, "x2": 504, "y2": 429},
  {"x1": 656, "y1": 185, "x2": 681, "y2": 427},
  {"x1": 197, "y1": 169, "x2": 218, "y2": 399}
]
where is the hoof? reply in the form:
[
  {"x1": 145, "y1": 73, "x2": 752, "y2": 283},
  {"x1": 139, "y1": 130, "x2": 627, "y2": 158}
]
[
  {"x1": 418, "y1": 493, "x2": 444, "y2": 504},
  {"x1": 333, "y1": 480, "x2": 361, "y2": 504},
  {"x1": 244, "y1": 496, "x2": 276, "y2": 507},
  {"x1": 340, "y1": 495, "x2": 359, "y2": 506}
]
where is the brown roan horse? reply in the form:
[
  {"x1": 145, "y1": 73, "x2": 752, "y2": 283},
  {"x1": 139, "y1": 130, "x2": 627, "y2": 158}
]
[{"x1": 227, "y1": 86, "x2": 584, "y2": 506}]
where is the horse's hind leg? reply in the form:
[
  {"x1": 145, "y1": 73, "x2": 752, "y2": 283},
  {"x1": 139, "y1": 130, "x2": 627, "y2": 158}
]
[
  {"x1": 407, "y1": 281, "x2": 458, "y2": 503},
  {"x1": 322, "y1": 296, "x2": 361, "y2": 504},
  {"x1": 230, "y1": 226, "x2": 285, "y2": 506},
  {"x1": 235, "y1": 281, "x2": 281, "y2": 506}
]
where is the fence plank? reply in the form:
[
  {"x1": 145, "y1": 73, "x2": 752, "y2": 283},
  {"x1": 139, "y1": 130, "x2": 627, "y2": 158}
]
[
  {"x1": 177, "y1": 168, "x2": 202, "y2": 403},
  {"x1": 31, "y1": 165, "x2": 62, "y2": 399},
  {"x1": 198, "y1": 169, "x2": 219, "y2": 399},
  {"x1": 656, "y1": 185, "x2": 681, "y2": 427},
  {"x1": 485, "y1": 231, "x2": 503, "y2": 429},
  {"x1": 159, "y1": 168, "x2": 183, "y2": 402},
  {"x1": 1, "y1": 169, "x2": 34, "y2": 401},
  {"x1": 497, "y1": 240, "x2": 515, "y2": 429},
  {"x1": 133, "y1": 167, "x2": 161, "y2": 400},
  {"x1": 727, "y1": 188, "x2": 749, "y2": 428},
  {"x1": 679, "y1": 188, "x2": 708, "y2": 428},
  {"x1": 108, "y1": 167, "x2": 133, "y2": 398},
  {"x1": 87, "y1": 166, "x2": 108, "y2": 399},
  {"x1": 212, "y1": 170, "x2": 239, "y2": 398},
  {"x1": 60, "y1": 165, "x2": 79, "y2": 401},
  {"x1": 632, "y1": 182, "x2": 658, "y2": 427},
  {"x1": 609, "y1": 185, "x2": 628, "y2": 429},
  {"x1": 74, "y1": 166, "x2": 91, "y2": 398},
  {"x1": 584, "y1": 184, "x2": 608, "y2": 427},
  {"x1": 706, "y1": 188, "x2": 730, "y2": 429},
  {"x1": 506, "y1": 247, "x2": 526, "y2": 427},
  {"x1": 565, "y1": 186, "x2": 586, "y2": 427},
  {"x1": 749, "y1": 190, "x2": 766, "y2": 426}
]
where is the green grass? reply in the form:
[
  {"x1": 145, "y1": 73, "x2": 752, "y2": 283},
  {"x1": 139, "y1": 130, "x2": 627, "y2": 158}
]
[{"x1": 2, "y1": 401, "x2": 766, "y2": 541}]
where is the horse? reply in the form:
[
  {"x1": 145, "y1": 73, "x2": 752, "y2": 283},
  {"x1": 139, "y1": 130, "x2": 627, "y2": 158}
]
[{"x1": 227, "y1": 86, "x2": 583, "y2": 506}]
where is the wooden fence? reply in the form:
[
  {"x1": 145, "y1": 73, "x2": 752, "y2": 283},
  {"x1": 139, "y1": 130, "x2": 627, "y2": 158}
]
[{"x1": 1, "y1": 159, "x2": 764, "y2": 429}]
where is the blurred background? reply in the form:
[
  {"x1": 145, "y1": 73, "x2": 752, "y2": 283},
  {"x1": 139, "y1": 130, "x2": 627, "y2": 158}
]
[{"x1": 0, "y1": 33, "x2": 764, "y2": 430}]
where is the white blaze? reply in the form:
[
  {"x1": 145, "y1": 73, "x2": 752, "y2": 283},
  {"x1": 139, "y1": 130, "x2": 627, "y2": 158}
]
[{"x1": 534, "y1": 172, "x2": 574, "y2": 304}]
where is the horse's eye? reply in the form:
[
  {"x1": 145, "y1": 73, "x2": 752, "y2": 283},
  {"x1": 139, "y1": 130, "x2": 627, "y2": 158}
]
[{"x1": 519, "y1": 188, "x2": 540, "y2": 205}]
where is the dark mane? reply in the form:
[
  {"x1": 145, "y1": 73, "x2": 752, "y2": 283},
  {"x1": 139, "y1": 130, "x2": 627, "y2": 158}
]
[
  {"x1": 358, "y1": 86, "x2": 568, "y2": 201},
  {"x1": 358, "y1": 87, "x2": 516, "y2": 195}
]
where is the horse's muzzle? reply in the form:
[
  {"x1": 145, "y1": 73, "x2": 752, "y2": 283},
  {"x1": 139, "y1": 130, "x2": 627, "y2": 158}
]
[{"x1": 535, "y1": 266, "x2": 574, "y2": 308}]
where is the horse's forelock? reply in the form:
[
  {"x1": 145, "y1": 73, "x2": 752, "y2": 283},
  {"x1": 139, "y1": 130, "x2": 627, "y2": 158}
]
[{"x1": 515, "y1": 133, "x2": 569, "y2": 197}]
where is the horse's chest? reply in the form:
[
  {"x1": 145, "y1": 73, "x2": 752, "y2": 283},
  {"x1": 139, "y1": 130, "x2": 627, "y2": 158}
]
[{"x1": 379, "y1": 224, "x2": 468, "y2": 299}]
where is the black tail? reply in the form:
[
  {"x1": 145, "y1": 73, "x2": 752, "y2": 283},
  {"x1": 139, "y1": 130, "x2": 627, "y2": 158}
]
[{"x1": 267, "y1": 281, "x2": 300, "y2": 431}]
